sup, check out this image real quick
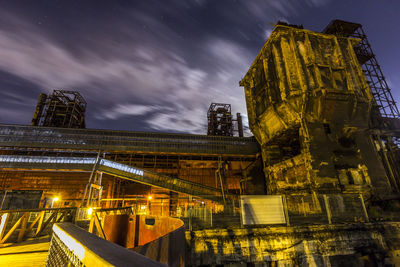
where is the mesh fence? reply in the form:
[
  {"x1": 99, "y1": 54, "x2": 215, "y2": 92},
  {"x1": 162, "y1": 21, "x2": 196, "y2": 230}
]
[
  {"x1": 328, "y1": 194, "x2": 366, "y2": 223},
  {"x1": 46, "y1": 231, "x2": 84, "y2": 267},
  {"x1": 181, "y1": 193, "x2": 370, "y2": 229},
  {"x1": 286, "y1": 194, "x2": 329, "y2": 225}
]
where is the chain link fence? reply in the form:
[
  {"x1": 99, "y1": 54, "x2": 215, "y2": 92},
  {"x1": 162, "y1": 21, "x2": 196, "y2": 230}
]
[{"x1": 181, "y1": 193, "x2": 373, "y2": 230}]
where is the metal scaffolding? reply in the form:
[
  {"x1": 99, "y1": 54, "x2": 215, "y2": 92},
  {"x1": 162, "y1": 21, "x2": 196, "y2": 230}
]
[
  {"x1": 323, "y1": 19, "x2": 400, "y2": 119},
  {"x1": 207, "y1": 103, "x2": 233, "y2": 136},
  {"x1": 207, "y1": 103, "x2": 244, "y2": 137},
  {"x1": 31, "y1": 90, "x2": 87, "y2": 128}
]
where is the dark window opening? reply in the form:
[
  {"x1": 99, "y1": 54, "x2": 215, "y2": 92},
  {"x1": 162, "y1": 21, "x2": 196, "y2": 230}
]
[
  {"x1": 323, "y1": 123, "x2": 331, "y2": 134},
  {"x1": 265, "y1": 127, "x2": 301, "y2": 165},
  {"x1": 338, "y1": 136, "x2": 356, "y2": 148},
  {"x1": 347, "y1": 171, "x2": 354, "y2": 185},
  {"x1": 145, "y1": 217, "x2": 155, "y2": 225}
]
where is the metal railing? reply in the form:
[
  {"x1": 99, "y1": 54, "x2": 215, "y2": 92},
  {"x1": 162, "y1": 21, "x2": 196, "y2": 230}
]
[
  {"x1": 0, "y1": 207, "x2": 76, "y2": 244},
  {"x1": 181, "y1": 193, "x2": 400, "y2": 230},
  {"x1": 46, "y1": 222, "x2": 165, "y2": 267}
]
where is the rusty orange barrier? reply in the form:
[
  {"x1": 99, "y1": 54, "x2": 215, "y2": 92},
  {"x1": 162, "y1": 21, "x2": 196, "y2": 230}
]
[{"x1": 99, "y1": 214, "x2": 185, "y2": 267}]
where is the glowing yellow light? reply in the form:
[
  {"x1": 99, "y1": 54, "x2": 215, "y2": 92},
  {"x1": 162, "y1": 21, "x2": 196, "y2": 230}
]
[
  {"x1": 201, "y1": 201, "x2": 204, "y2": 204},
  {"x1": 148, "y1": 195, "x2": 152, "y2": 200},
  {"x1": 141, "y1": 205, "x2": 146, "y2": 210},
  {"x1": 53, "y1": 196, "x2": 59, "y2": 202},
  {"x1": 87, "y1": 207, "x2": 93, "y2": 215},
  {"x1": 0, "y1": 214, "x2": 8, "y2": 235}
]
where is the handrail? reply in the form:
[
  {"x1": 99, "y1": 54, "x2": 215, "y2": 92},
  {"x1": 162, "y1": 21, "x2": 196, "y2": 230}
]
[
  {"x1": 0, "y1": 207, "x2": 77, "y2": 244},
  {"x1": 0, "y1": 207, "x2": 77, "y2": 214},
  {"x1": 47, "y1": 223, "x2": 166, "y2": 267}
]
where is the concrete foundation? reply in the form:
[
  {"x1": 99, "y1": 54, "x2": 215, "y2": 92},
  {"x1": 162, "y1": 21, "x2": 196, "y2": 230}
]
[{"x1": 186, "y1": 222, "x2": 400, "y2": 266}]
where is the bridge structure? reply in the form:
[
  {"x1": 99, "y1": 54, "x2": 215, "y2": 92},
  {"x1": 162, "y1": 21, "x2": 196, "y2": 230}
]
[
  {"x1": 0, "y1": 155, "x2": 226, "y2": 202},
  {"x1": 0, "y1": 123, "x2": 260, "y2": 214}
]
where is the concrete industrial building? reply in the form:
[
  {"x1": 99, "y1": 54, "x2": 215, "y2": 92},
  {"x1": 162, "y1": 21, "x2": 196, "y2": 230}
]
[{"x1": 0, "y1": 20, "x2": 400, "y2": 266}]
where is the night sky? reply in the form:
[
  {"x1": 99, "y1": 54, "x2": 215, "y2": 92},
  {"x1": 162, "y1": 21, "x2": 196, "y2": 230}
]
[{"x1": 0, "y1": 0, "x2": 399, "y2": 135}]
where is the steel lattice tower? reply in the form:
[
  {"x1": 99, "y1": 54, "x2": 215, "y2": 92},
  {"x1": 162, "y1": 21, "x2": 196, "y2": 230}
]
[{"x1": 323, "y1": 19, "x2": 400, "y2": 119}]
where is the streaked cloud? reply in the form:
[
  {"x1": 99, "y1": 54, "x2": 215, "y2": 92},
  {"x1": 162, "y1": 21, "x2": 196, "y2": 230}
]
[{"x1": 0, "y1": 0, "x2": 335, "y2": 135}]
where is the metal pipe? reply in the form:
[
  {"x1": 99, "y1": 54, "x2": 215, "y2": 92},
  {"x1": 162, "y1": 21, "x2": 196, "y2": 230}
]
[{"x1": 237, "y1": 113, "x2": 244, "y2": 137}]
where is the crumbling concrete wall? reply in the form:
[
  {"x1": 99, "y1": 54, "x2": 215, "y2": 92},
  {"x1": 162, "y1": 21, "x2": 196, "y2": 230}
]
[
  {"x1": 240, "y1": 25, "x2": 393, "y2": 196},
  {"x1": 186, "y1": 222, "x2": 400, "y2": 266}
]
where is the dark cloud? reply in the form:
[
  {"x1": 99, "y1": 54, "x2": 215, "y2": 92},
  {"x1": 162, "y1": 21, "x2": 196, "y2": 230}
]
[{"x1": 0, "y1": 0, "x2": 399, "y2": 135}]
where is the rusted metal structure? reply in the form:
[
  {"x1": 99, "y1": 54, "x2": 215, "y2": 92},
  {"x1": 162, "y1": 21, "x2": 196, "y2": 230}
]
[
  {"x1": 240, "y1": 22, "x2": 400, "y2": 196},
  {"x1": 207, "y1": 103, "x2": 244, "y2": 137},
  {"x1": 0, "y1": 207, "x2": 76, "y2": 244},
  {"x1": 322, "y1": 21, "x2": 400, "y2": 184},
  {"x1": 31, "y1": 90, "x2": 86, "y2": 128},
  {"x1": 207, "y1": 103, "x2": 234, "y2": 136},
  {"x1": 1, "y1": 19, "x2": 400, "y2": 267},
  {"x1": 0, "y1": 123, "x2": 258, "y2": 214}
]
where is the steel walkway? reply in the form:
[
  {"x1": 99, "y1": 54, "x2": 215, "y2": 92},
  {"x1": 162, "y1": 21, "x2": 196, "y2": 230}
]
[
  {"x1": 0, "y1": 124, "x2": 259, "y2": 156},
  {"x1": 0, "y1": 155, "x2": 225, "y2": 201}
]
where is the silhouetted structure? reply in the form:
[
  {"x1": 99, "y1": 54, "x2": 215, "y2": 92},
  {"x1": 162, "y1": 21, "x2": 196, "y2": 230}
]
[
  {"x1": 207, "y1": 103, "x2": 233, "y2": 136},
  {"x1": 207, "y1": 103, "x2": 244, "y2": 137},
  {"x1": 31, "y1": 90, "x2": 86, "y2": 128}
]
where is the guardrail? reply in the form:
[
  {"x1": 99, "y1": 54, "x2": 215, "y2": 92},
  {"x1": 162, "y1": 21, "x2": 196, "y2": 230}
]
[
  {"x1": 46, "y1": 222, "x2": 165, "y2": 267},
  {"x1": 132, "y1": 216, "x2": 185, "y2": 267},
  {"x1": 180, "y1": 193, "x2": 400, "y2": 230},
  {"x1": 78, "y1": 207, "x2": 186, "y2": 266},
  {"x1": 0, "y1": 207, "x2": 76, "y2": 244}
]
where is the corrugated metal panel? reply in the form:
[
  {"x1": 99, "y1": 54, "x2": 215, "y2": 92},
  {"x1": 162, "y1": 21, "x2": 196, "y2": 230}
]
[{"x1": 240, "y1": 195, "x2": 286, "y2": 225}]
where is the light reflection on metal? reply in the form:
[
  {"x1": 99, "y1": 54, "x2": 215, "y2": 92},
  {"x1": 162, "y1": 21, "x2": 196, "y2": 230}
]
[
  {"x1": 0, "y1": 156, "x2": 96, "y2": 165},
  {"x1": 0, "y1": 156, "x2": 144, "y2": 176},
  {"x1": 100, "y1": 159, "x2": 144, "y2": 176}
]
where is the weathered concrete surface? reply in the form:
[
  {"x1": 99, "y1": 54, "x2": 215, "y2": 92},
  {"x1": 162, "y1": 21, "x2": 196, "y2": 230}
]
[
  {"x1": 239, "y1": 24, "x2": 396, "y2": 196},
  {"x1": 186, "y1": 222, "x2": 400, "y2": 266}
]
